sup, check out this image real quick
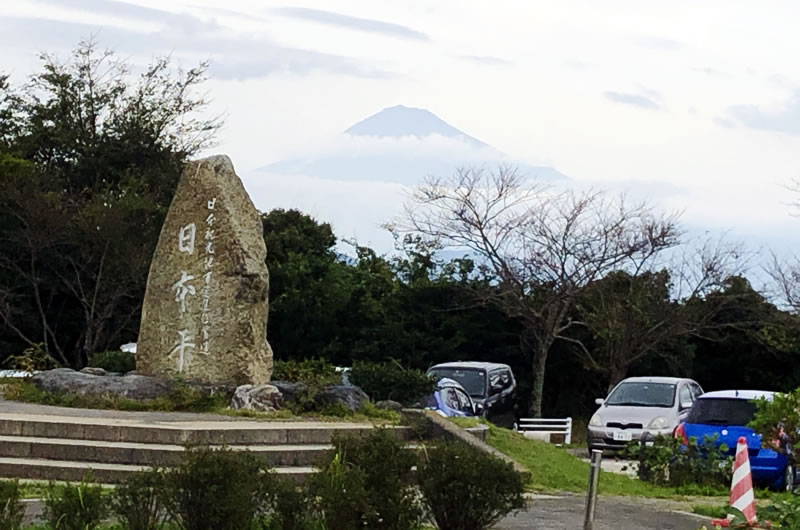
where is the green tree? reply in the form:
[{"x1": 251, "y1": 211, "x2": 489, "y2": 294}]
[
  {"x1": 0, "y1": 39, "x2": 220, "y2": 367},
  {"x1": 691, "y1": 276, "x2": 800, "y2": 392}
]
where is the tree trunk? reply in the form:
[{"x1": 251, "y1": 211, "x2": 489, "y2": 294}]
[
  {"x1": 529, "y1": 347, "x2": 549, "y2": 417},
  {"x1": 607, "y1": 364, "x2": 628, "y2": 392}
]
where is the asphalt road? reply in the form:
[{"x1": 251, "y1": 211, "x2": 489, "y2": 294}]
[{"x1": 497, "y1": 494, "x2": 706, "y2": 530}]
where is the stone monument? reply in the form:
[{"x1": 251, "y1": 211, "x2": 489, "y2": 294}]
[{"x1": 136, "y1": 155, "x2": 273, "y2": 384}]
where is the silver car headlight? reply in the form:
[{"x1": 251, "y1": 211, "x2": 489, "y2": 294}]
[
  {"x1": 648, "y1": 416, "x2": 669, "y2": 430},
  {"x1": 589, "y1": 414, "x2": 602, "y2": 427}
]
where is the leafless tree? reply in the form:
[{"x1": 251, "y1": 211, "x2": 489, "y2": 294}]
[{"x1": 393, "y1": 166, "x2": 682, "y2": 416}]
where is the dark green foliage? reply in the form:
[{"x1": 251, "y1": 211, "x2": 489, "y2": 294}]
[
  {"x1": 261, "y1": 475, "x2": 320, "y2": 530},
  {"x1": 624, "y1": 435, "x2": 731, "y2": 490},
  {"x1": 750, "y1": 389, "x2": 800, "y2": 462},
  {"x1": 759, "y1": 493, "x2": 800, "y2": 528},
  {"x1": 349, "y1": 360, "x2": 436, "y2": 405},
  {"x1": 88, "y1": 350, "x2": 136, "y2": 373},
  {"x1": 307, "y1": 428, "x2": 422, "y2": 530},
  {"x1": 306, "y1": 450, "x2": 371, "y2": 530},
  {"x1": 0, "y1": 480, "x2": 24, "y2": 530},
  {"x1": 272, "y1": 358, "x2": 340, "y2": 386},
  {"x1": 333, "y1": 429, "x2": 422, "y2": 530},
  {"x1": 165, "y1": 447, "x2": 268, "y2": 530},
  {"x1": 417, "y1": 442, "x2": 525, "y2": 530},
  {"x1": 111, "y1": 470, "x2": 167, "y2": 530},
  {"x1": 43, "y1": 475, "x2": 109, "y2": 530},
  {"x1": 3, "y1": 343, "x2": 60, "y2": 372},
  {"x1": 0, "y1": 39, "x2": 220, "y2": 369}
]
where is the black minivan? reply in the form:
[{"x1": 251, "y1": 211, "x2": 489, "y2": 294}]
[{"x1": 427, "y1": 362, "x2": 517, "y2": 427}]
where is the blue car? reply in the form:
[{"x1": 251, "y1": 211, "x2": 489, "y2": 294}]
[
  {"x1": 676, "y1": 390, "x2": 794, "y2": 490},
  {"x1": 423, "y1": 378, "x2": 482, "y2": 418}
]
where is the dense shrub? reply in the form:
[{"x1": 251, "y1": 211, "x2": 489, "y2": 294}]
[
  {"x1": 329, "y1": 428, "x2": 422, "y2": 530},
  {"x1": 3, "y1": 343, "x2": 59, "y2": 372},
  {"x1": 749, "y1": 389, "x2": 800, "y2": 461},
  {"x1": 306, "y1": 450, "x2": 371, "y2": 530},
  {"x1": 112, "y1": 470, "x2": 167, "y2": 530},
  {"x1": 262, "y1": 474, "x2": 320, "y2": 530},
  {"x1": 349, "y1": 360, "x2": 436, "y2": 405},
  {"x1": 624, "y1": 435, "x2": 732, "y2": 489},
  {"x1": 759, "y1": 493, "x2": 800, "y2": 528},
  {"x1": 165, "y1": 447, "x2": 268, "y2": 530},
  {"x1": 272, "y1": 358, "x2": 340, "y2": 386},
  {"x1": 43, "y1": 475, "x2": 108, "y2": 530},
  {"x1": 88, "y1": 350, "x2": 136, "y2": 373},
  {"x1": 0, "y1": 480, "x2": 24, "y2": 530},
  {"x1": 417, "y1": 442, "x2": 525, "y2": 530}
]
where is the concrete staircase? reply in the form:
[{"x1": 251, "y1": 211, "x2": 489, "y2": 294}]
[{"x1": 0, "y1": 410, "x2": 413, "y2": 483}]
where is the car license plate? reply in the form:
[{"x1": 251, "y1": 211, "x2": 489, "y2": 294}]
[{"x1": 613, "y1": 431, "x2": 632, "y2": 442}]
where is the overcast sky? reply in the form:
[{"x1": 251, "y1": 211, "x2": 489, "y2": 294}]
[{"x1": 2, "y1": 0, "x2": 800, "y2": 258}]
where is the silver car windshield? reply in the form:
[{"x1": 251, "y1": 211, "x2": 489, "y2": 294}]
[{"x1": 606, "y1": 382, "x2": 676, "y2": 407}]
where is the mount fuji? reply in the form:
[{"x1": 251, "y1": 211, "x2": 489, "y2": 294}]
[{"x1": 257, "y1": 105, "x2": 568, "y2": 184}]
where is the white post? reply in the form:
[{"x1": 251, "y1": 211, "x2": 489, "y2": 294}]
[{"x1": 566, "y1": 417, "x2": 572, "y2": 445}]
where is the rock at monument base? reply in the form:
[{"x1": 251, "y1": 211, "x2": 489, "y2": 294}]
[
  {"x1": 315, "y1": 385, "x2": 369, "y2": 412},
  {"x1": 375, "y1": 399, "x2": 404, "y2": 412},
  {"x1": 32, "y1": 368, "x2": 173, "y2": 401},
  {"x1": 136, "y1": 155, "x2": 273, "y2": 385},
  {"x1": 80, "y1": 367, "x2": 108, "y2": 377},
  {"x1": 270, "y1": 381, "x2": 369, "y2": 412},
  {"x1": 230, "y1": 384, "x2": 283, "y2": 412}
]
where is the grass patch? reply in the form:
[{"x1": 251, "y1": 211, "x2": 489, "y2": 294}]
[
  {"x1": 692, "y1": 503, "x2": 728, "y2": 518},
  {"x1": 469, "y1": 420, "x2": 729, "y2": 499}
]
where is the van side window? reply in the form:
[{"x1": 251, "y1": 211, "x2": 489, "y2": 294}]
[
  {"x1": 489, "y1": 369, "x2": 513, "y2": 396},
  {"x1": 679, "y1": 385, "x2": 692, "y2": 407},
  {"x1": 489, "y1": 370, "x2": 502, "y2": 395}
]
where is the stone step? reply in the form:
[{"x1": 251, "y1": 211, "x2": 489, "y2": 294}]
[
  {"x1": 0, "y1": 435, "x2": 332, "y2": 467},
  {"x1": 0, "y1": 414, "x2": 412, "y2": 445},
  {"x1": 0, "y1": 457, "x2": 313, "y2": 484}
]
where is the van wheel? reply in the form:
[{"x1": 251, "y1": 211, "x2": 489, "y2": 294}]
[{"x1": 784, "y1": 465, "x2": 795, "y2": 492}]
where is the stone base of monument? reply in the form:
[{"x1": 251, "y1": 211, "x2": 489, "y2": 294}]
[{"x1": 26, "y1": 369, "x2": 372, "y2": 415}]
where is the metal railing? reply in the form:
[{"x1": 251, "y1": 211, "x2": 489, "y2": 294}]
[{"x1": 515, "y1": 417, "x2": 572, "y2": 445}]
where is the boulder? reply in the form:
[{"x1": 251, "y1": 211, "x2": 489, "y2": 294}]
[
  {"x1": 229, "y1": 384, "x2": 283, "y2": 412},
  {"x1": 270, "y1": 381, "x2": 306, "y2": 403},
  {"x1": 136, "y1": 155, "x2": 273, "y2": 385},
  {"x1": 315, "y1": 385, "x2": 369, "y2": 412},
  {"x1": 269, "y1": 381, "x2": 368, "y2": 412},
  {"x1": 79, "y1": 367, "x2": 107, "y2": 376},
  {"x1": 31, "y1": 368, "x2": 173, "y2": 401},
  {"x1": 375, "y1": 400, "x2": 404, "y2": 412}
]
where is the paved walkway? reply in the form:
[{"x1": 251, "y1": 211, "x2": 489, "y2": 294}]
[
  {"x1": 0, "y1": 398, "x2": 375, "y2": 428},
  {"x1": 498, "y1": 495, "x2": 706, "y2": 529}
]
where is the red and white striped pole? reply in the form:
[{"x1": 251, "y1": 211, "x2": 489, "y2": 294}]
[{"x1": 713, "y1": 436, "x2": 757, "y2": 527}]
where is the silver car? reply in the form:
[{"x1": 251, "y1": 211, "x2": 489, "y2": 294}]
[{"x1": 587, "y1": 376, "x2": 704, "y2": 452}]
